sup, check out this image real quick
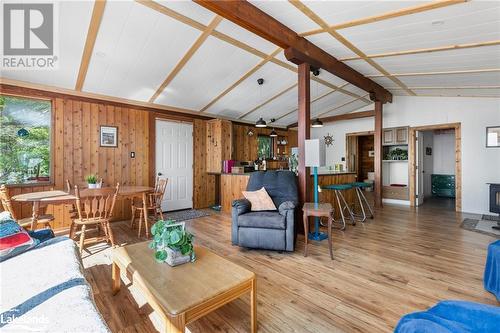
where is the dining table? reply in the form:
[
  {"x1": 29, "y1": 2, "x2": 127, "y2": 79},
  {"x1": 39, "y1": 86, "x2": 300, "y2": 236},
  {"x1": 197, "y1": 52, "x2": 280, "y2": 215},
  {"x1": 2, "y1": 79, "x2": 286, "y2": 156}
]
[{"x1": 12, "y1": 185, "x2": 154, "y2": 231}]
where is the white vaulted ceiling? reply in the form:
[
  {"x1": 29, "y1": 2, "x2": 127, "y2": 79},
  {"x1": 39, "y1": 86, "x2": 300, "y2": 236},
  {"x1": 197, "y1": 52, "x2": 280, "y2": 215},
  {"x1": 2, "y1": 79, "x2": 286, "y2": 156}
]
[{"x1": 2, "y1": 0, "x2": 499, "y2": 127}]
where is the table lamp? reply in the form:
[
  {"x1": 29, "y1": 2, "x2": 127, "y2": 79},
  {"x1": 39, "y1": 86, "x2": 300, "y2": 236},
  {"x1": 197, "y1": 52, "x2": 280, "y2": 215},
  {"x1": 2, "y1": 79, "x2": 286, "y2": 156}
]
[{"x1": 305, "y1": 139, "x2": 327, "y2": 241}]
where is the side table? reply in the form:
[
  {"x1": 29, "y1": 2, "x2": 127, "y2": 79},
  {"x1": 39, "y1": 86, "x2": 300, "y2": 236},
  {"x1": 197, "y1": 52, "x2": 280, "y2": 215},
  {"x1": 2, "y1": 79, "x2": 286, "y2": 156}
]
[{"x1": 302, "y1": 202, "x2": 334, "y2": 259}]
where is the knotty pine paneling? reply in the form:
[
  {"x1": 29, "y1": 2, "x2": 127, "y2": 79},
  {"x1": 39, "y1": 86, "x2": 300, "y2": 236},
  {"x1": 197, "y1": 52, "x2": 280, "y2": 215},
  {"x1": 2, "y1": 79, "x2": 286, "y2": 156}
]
[{"x1": 1, "y1": 85, "x2": 213, "y2": 229}]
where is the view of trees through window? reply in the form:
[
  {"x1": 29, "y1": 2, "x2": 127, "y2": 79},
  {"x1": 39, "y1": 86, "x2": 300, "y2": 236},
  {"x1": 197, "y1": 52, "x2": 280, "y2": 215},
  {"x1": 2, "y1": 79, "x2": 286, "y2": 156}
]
[{"x1": 0, "y1": 95, "x2": 51, "y2": 185}]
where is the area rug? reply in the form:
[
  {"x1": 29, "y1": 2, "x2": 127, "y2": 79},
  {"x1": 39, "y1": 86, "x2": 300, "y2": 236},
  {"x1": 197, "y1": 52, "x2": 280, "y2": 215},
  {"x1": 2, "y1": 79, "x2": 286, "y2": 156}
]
[
  {"x1": 162, "y1": 209, "x2": 210, "y2": 222},
  {"x1": 461, "y1": 218, "x2": 500, "y2": 238}
]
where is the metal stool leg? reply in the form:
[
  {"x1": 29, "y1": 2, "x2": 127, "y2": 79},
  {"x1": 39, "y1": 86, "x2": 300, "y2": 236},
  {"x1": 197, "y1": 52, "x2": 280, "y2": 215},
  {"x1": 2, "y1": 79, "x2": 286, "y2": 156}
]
[
  {"x1": 354, "y1": 187, "x2": 367, "y2": 222},
  {"x1": 358, "y1": 187, "x2": 374, "y2": 218},
  {"x1": 333, "y1": 190, "x2": 347, "y2": 230},
  {"x1": 338, "y1": 189, "x2": 356, "y2": 225}
]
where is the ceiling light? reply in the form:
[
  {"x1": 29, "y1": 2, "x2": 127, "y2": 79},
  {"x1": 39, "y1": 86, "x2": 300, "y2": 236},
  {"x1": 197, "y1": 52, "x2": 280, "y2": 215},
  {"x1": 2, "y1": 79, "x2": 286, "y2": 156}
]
[
  {"x1": 269, "y1": 129, "x2": 278, "y2": 137},
  {"x1": 311, "y1": 118, "x2": 324, "y2": 128},
  {"x1": 255, "y1": 117, "x2": 267, "y2": 128}
]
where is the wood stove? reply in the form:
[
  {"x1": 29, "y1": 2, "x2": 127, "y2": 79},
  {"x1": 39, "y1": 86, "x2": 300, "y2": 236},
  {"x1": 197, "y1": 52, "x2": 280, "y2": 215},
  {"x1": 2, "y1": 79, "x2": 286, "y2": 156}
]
[
  {"x1": 488, "y1": 183, "x2": 500, "y2": 230},
  {"x1": 490, "y1": 183, "x2": 500, "y2": 214}
]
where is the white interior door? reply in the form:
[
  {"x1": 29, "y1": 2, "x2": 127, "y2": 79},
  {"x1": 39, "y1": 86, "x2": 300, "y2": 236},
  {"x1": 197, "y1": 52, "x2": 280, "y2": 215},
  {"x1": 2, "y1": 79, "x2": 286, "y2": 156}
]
[
  {"x1": 416, "y1": 131, "x2": 424, "y2": 206},
  {"x1": 155, "y1": 120, "x2": 193, "y2": 212}
]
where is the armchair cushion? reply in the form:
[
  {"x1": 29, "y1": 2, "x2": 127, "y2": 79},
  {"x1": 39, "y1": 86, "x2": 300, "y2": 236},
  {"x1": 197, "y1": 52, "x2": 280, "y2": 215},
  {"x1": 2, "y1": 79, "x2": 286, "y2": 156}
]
[
  {"x1": 278, "y1": 201, "x2": 296, "y2": 216},
  {"x1": 238, "y1": 211, "x2": 286, "y2": 230},
  {"x1": 232, "y1": 199, "x2": 251, "y2": 216},
  {"x1": 242, "y1": 187, "x2": 276, "y2": 211}
]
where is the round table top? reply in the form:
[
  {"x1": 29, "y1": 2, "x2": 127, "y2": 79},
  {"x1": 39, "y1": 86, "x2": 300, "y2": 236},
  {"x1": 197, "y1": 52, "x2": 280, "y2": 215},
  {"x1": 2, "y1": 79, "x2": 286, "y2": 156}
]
[
  {"x1": 12, "y1": 190, "x2": 75, "y2": 203},
  {"x1": 12, "y1": 185, "x2": 154, "y2": 203}
]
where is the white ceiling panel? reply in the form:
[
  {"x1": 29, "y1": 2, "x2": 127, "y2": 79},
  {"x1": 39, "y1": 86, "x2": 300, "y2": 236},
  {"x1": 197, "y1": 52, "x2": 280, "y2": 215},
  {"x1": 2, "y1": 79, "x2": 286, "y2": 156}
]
[
  {"x1": 315, "y1": 71, "x2": 348, "y2": 88},
  {"x1": 320, "y1": 99, "x2": 371, "y2": 118},
  {"x1": 407, "y1": 88, "x2": 500, "y2": 98},
  {"x1": 343, "y1": 84, "x2": 367, "y2": 98},
  {"x1": 371, "y1": 76, "x2": 396, "y2": 87},
  {"x1": 84, "y1": 1, "x2": 202, "y2": 102},
  {"x1": 249, "y1": 0, "x2": 318, "y2": 33},
  {"x1": 276, "y1": 111, "x2": 300, "y2": 127},
  {"x1": 372, "y1": 45, "x2": 500, "y2": 73},
  {"x1": 216, "y1": 19, "x2": 277, "y2": 54},
  {"x1": 304, "y1": 1, "x2": 428, "y2": 30},
  {"x1": 156, "y1": 0, "x2": 216, "y2": 25},
  {"x1": 273, "y1": 50, "x2": 294, "y2": 66},
  {"x1": 342, "y1": 59, "x2": 380, "y2": 76},
  {"x1": 312, "y1": 92, "x2": 355, "y2": 117},
  {"x1": 398, "y1": 71, "x2": 500, "y2": 88},
  {"x1": 1, "y1": 1, "x2": 93, "y2": 89},
  {"x1": 155, "y1": 36, "x2": 260, "y2": 110},
  {"x1": 306, "y1": 32, "x2": 357, "y2": 59},
  {"x1": 206, "y1": 62, "x2": 297, "y2": 117},
  {"x1": 341, "y1": 1, "x2": 500, "y2": 55},
  {"x1": 244, "y1": 88, "x2": 298, "y2": 123}
]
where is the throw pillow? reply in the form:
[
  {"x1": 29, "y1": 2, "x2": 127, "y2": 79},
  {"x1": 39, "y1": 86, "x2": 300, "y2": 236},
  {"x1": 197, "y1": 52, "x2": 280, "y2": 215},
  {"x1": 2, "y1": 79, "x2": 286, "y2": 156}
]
[
  {"x1": 242, "y1": 187, "x2": 277, "y2": 211},
  {"x1": 0, "y1": 218, "x2": 39, "y2": 262}
]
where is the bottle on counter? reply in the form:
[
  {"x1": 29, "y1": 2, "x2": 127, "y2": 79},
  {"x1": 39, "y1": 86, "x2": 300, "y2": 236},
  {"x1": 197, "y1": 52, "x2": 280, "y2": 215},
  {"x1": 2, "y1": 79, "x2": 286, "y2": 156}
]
[{"x1": 262, "y1": 159, "x2": 267, "y2": 171}]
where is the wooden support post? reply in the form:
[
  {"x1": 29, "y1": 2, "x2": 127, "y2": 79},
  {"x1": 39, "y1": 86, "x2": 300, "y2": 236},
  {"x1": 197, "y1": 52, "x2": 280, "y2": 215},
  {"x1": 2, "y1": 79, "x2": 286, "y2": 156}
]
[
  {"x1": 298, "y1": 63, "x2": 311, "y2": 206},
  {"x1": 374, "y1": 100, "x2": 383, "y2": 208}
]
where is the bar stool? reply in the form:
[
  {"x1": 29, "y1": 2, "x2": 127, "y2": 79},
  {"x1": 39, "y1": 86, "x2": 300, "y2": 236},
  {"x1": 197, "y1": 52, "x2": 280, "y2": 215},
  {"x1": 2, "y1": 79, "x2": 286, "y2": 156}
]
[
  {"x1": 321, "y1": 184, "x2": 355, "y2": 230},
  {"x1": 350, "y1": 182, "x2": 374, "y2": 222}
]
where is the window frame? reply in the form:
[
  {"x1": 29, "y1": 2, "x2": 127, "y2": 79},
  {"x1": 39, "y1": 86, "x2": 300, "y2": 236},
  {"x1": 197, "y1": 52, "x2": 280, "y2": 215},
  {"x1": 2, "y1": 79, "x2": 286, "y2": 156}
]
[{"x1": 0, "y1": 93, "x2": 55, "y2": 187}]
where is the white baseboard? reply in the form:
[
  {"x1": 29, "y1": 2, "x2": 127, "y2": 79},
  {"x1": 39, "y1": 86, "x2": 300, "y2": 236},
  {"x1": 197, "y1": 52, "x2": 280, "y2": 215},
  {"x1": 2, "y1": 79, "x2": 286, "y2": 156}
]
[{"x1": 383, "y1": 198, "x2": 411, "y2": 206}]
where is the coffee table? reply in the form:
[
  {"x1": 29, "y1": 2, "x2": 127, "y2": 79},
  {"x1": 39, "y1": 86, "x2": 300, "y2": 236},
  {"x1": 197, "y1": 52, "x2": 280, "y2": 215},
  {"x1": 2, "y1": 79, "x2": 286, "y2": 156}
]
[{"x1": 111, "y1": 242, "x2": 257, "y2": 333}]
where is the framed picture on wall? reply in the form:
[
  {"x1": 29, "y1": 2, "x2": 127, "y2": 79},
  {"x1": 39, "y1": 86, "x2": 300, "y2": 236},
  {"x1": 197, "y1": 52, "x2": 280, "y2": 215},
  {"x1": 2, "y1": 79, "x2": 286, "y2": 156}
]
[
  {"x1": 486, "y1": 126, "x2": 500, "y2": 148},
  {"x1": 100, "y1": 126, "x2": 118, "y2": 147}
]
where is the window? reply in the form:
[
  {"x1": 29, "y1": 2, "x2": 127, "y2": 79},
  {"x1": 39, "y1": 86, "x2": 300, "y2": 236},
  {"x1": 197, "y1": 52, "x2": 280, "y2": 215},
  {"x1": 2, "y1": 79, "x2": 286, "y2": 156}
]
[
  {"x1": 0, "y1": 95, "x2": 52, "y2": 185},
  {"x1": 257, "y1": 135, "x2": 273, "y2": 159}
]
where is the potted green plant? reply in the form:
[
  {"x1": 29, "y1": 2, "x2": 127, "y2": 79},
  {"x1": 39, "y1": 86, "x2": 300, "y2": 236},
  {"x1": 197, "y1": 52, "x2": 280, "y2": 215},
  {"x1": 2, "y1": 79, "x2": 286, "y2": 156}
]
[
  {"x1": 85, "y1": 174, "x2": 99, "y2": 188},
  {"x1": 149, "y1": 219, "x2": 195, "y2": 266}
]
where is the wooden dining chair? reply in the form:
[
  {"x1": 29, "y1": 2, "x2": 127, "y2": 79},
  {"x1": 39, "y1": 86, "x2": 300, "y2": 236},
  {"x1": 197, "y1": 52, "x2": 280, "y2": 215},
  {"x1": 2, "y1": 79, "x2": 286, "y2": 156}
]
[
  {"x1": 0, "y1": 185, "x2": 54, "y2": 229},
  {"x1": 130, "y1": 177, "x2": 168, "y2": 237},
  {"x1": 69, "y1": 183, "x2": 120, "y2": 254}
]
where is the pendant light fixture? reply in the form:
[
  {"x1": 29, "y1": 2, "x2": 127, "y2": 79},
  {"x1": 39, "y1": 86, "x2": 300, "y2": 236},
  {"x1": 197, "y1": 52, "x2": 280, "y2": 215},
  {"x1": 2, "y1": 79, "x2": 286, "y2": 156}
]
[
  {"x1": 255, "y1": 78, "x2": 267, "y2": 128},
  {"x1": 269, "y1": 128, "x2": 278, "y2": 137},
  {"x1": 256, "y1": 117, "x2": 267, "y2": 128},
  {"x1": 311, "y1": 118, "x2": 324, "y2": 128}
]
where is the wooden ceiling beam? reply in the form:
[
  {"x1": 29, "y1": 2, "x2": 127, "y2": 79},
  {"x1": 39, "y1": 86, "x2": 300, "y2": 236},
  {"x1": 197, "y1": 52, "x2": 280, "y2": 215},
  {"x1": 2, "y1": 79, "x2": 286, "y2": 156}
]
[
  {"x1": 193, "y1": 0, "x2": 392, "y2": 103},
  {"x1": 341, "y1": 40, "x2": 500, "y2": 61},
  {"x1": 289, "y1": 0, "x2": 413, "y2": 98},
  {"x1": 149, "y1": 15, "x2": 223, "y2": 103},
  {"x1": 75, "y1": 0, "x2": 106, "y2": 91},
  {"x1": 287, "y1": 109, "x2": 375, "y2": 128},
  {"x1": 299, "y1": 0, "x2": 466, "y2": 37}
]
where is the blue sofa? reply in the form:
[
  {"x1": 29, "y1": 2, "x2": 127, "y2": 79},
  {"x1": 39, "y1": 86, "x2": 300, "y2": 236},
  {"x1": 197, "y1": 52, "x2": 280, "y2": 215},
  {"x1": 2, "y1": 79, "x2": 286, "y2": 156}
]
[{"x1": 394, "y1": 300, "x2": 500, "y2": 333}]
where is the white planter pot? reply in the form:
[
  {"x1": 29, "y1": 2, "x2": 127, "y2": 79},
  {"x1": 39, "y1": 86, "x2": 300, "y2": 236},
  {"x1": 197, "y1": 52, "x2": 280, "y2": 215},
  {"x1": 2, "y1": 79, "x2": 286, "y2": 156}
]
[
  {"x1": 88, "y1": 183, "x2": 97, "y2": 189},
  {"x1": 164, "y1": 247, "x2": 192, "y2": 267}
]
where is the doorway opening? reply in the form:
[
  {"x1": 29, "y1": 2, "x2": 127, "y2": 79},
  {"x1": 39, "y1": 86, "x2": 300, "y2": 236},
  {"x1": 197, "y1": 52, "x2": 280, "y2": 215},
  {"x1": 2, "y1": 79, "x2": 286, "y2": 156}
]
[
  {"x1": 346, "y1": 131, "x2": 375, "y2": 203},
  {"x1": 409, "y1": 123, "x2": 461, "y2": 211}
]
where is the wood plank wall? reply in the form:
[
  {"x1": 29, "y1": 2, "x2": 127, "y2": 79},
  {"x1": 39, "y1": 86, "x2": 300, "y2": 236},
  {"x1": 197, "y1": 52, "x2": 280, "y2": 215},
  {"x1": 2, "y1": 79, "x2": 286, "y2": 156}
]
[
  {"x1": 357, "y1": 135, "x2": 374, "y2": 181},
  {"x1": 1, "y1": 85, "x2": 213, "y2": 229}
]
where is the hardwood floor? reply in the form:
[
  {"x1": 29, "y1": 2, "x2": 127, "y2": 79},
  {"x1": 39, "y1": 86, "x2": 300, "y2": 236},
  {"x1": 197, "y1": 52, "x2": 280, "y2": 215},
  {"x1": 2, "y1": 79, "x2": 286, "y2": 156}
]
[{"x1": 82, "y1": 204, "x2": 498, "y2": 333}]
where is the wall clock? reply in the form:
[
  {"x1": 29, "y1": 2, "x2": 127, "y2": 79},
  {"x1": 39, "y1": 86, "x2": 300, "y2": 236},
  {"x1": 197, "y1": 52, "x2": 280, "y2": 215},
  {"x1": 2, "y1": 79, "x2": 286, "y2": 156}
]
[{"x1": 324, "y1": 133, "x2": 334, "y2": 147}]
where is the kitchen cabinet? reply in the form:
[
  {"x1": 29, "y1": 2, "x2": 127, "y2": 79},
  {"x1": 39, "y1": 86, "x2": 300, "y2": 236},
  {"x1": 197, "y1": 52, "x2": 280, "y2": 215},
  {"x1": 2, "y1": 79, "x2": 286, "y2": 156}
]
[
  {"x1": 206, "y1": 119, "x2": 232, "y2": 173},
  {"x1": 383, "y1": 126, "x2": 409, "y2": 146}
]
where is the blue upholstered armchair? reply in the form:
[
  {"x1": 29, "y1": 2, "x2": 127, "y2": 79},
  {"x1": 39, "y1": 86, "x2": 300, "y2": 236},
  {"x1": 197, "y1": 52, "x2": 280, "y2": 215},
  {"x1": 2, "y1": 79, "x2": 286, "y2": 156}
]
[{"x1": 231, "y1": 171, "x2": 298, "y2": 252}]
